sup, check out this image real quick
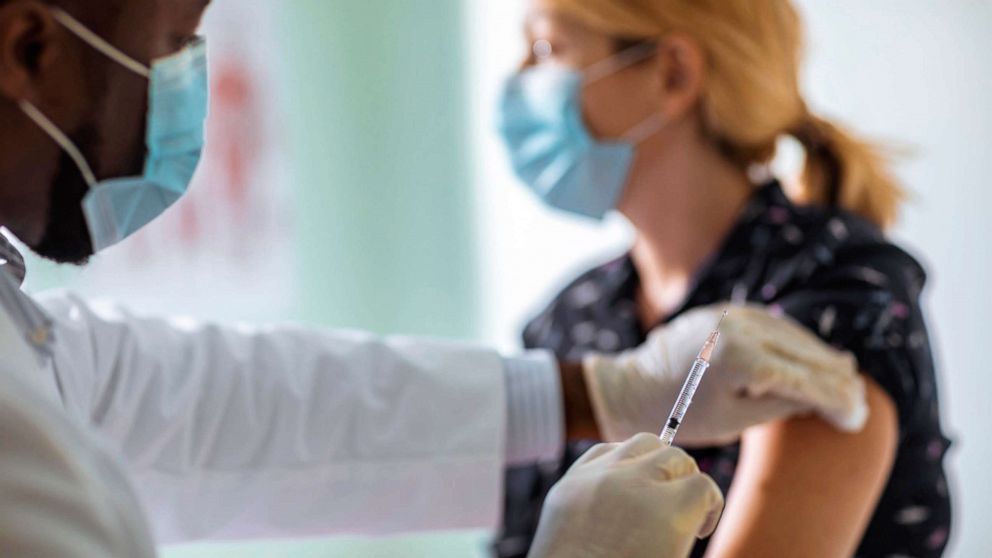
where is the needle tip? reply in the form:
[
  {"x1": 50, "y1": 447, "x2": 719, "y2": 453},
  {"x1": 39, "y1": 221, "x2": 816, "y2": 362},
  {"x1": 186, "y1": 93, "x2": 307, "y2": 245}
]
[{"x1": 716, "y1": 309, "x2": 729, "y2": 330}]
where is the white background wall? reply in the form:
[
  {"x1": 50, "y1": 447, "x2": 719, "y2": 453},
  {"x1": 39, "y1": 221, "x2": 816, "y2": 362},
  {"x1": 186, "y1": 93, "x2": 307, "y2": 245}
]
[{"x1": 469, "y1": 1, "x2": 992, "y2": 555}]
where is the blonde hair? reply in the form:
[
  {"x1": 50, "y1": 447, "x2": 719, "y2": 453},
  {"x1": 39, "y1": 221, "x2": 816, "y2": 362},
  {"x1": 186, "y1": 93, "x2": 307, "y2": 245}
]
[{"x1": 544, "y1": 0, "x2": 904, "y2": 228}]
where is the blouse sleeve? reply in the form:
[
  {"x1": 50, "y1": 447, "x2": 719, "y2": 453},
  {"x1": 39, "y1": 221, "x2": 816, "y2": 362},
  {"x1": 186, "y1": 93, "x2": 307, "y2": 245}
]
[{"x1": 772, "y1": 241, "x2": 936, "y2": 429}]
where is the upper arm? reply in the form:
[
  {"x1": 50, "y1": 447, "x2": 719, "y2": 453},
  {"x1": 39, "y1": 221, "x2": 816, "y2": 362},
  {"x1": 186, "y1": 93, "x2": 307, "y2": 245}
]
[{"x1": 704, "y1": 377, "x2": 898, "y2": 558}]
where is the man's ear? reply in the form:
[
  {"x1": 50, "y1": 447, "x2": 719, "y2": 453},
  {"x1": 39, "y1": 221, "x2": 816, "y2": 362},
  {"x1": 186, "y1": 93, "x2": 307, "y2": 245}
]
[
  {"x1": 0, "y1": 1, "x2": 61, "y2": 101},
  {"x1": 653, "y1": 33, "x2": 707, "y2": 122}
]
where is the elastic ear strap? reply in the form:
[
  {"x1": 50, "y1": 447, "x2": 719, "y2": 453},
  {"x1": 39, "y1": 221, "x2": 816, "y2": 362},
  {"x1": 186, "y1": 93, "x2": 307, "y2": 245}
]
[
  {"x1": 584, "y1": 41, "x2": 658, "y2": 84},
  {"x1": 623, "y1": 113, "x2": 666, "y2": 145},
  {"x1": 50, "y1": 8, "x2": 150, "y2": 78},
  {"x1": 18, "y1": 100, "x2": 97, "y2": 187}
]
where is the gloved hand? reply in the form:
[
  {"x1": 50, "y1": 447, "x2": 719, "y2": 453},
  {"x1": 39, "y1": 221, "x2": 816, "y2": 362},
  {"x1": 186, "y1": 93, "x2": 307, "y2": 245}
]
[
  {"x1": 583, "y1": 305, "x2": 868, "y2": 447},
  {"x1": 528, "y1": 433, "x2": 724, "y2": 558}
]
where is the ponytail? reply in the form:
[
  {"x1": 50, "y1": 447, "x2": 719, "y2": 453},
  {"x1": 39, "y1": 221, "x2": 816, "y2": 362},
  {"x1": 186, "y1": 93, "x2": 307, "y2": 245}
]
[
  {"x1": 790, "y1": 113, "x2": 904, "y2": 229},
  {"x1": 548, "y1": 0, "x2": 906, "y2": 228}
]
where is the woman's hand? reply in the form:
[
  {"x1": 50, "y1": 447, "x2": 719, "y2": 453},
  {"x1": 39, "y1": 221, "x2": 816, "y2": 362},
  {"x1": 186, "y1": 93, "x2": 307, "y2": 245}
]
[{"x1": 582, "y1": 305, "x2": 868, "y2": 446}]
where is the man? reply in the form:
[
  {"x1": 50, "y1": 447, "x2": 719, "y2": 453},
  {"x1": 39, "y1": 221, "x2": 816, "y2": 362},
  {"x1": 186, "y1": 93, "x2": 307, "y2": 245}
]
[{"x1": 0, "y1": 1, "x2": 867, "y2": 556}]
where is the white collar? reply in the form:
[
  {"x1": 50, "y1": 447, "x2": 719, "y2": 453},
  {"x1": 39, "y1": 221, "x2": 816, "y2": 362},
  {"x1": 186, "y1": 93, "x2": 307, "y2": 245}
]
[
  {"x1": 0, "y1": 232, "x2": 26, "y2": 285},
  {"x1": 0, "y1": 259, "x2": 54, "y2": 359}
]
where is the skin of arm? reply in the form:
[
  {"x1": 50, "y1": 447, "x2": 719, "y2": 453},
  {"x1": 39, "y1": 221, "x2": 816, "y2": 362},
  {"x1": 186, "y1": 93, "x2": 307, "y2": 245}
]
[
  {"x1": 559, "y1": 361, "x2": 603, "y2": 440},
  {"x1": 704, "y1": 376, "x2": 898, "y2": 558}
]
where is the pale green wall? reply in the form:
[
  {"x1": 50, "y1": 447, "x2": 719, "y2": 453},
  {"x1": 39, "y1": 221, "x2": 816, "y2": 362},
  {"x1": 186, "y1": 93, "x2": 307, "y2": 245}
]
[
  {"x1": 163, "y1": 532, "x2": 487, "y2": 558},
  {"x1": 283, "y1": 0, "x2": 480, "y2": 339},
  {"x1": 166, "y1": 1, "x2": 487, "y2": 556}
]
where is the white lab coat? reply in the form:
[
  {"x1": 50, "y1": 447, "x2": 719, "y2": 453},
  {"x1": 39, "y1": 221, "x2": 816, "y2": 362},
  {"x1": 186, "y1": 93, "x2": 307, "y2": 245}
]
[
  {"x1": 0, "y1": 290, "x2": 508, "y2": 552},
  {"x1": 0, "y1": 294, "x2": 158, "y2": 556}
]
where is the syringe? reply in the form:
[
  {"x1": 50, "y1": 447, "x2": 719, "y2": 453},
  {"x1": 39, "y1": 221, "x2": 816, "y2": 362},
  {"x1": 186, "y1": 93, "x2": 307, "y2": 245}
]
[{"x1": 659, "y1": 311, "x2": 727, "y2": 446}]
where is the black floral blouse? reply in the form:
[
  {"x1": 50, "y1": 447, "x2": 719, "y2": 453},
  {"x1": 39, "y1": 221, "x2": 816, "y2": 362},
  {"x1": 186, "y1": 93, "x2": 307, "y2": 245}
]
[{"x1": 493, "y1": 181, "x2": 952, "y2": 558}]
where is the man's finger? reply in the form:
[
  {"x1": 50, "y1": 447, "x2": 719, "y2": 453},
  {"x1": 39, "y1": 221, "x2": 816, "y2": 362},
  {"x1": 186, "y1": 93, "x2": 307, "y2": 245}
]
[
  {"x1": 635, "y1": 446, "x2": 698, "y2": 481},
  {"x1": 610, "y1": 432, "x2": 664, "y2": 461},
  {"x1": 669, "y1": 473, "x2": 725, "y2": 539}
]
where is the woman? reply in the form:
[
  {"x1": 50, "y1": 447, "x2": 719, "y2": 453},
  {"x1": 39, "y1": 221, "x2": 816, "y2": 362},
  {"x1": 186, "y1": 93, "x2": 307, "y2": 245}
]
[{"x1": 494, "y1": 1, "x2": 951, "y2": 557}]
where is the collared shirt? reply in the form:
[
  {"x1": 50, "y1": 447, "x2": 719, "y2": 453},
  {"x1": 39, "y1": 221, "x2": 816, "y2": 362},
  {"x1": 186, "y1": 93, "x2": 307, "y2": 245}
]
[
  {"x1": 0, "y1": 239, "x2": 157, "y2": 557},
  {"x1": 0, "y1": 232, "x2": 26, "y2": 286},
  {"x1": 495, "y1": 182, "x2": 952, "y2": 558},
  {"x1": 0, "y1": 236, "x2": 53, "y2": 362}
]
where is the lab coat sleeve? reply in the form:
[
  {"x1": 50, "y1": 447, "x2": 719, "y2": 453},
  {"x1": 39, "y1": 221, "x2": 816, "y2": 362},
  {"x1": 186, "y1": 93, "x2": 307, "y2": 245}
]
[{"x1": 37, "y1": 291, "x2": 508, "y2": 543}]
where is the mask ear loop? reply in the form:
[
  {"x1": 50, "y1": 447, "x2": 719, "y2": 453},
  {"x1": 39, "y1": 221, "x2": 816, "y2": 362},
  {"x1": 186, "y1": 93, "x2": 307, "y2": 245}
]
[
  {"x1": 18, "y1": 100, "x2": 98, "y2": 188},
  {"x1": 583, "y1": 41, "x2": 658, "y2": 84},
  {"x1": 50, "y1": 8, "x2": 151, "y2": 78},
  {"x1": 582, "y1": 41, "x2": 667, "y2": 144},
  {"x1": 27, "y1": 9, "x2": 153, "y2": 188},
  {"x1": 622, "y1": 113, "x2": 666, "y2": 145}
]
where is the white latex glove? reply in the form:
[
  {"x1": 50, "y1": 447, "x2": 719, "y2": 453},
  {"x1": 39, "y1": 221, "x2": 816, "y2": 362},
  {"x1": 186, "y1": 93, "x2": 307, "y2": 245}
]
[
  {"x1": 529, "y1": 433, "x2": 724, "y2": 558},
  {"x1": 583, "y1": 305, "x2": 868, "y2": 447}
]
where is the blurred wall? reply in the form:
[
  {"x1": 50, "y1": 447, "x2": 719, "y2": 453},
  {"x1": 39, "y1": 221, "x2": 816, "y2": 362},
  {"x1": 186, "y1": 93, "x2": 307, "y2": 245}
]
[
  {"x1": 165, "y1": 0, "x2": 488, "y2": 556},
  {"x1": 281, "y1": 0, "x2": 480, "y2": 339}
]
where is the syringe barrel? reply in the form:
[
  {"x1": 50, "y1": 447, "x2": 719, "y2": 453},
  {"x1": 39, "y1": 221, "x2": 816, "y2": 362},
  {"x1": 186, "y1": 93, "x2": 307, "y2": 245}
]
[{"x1": 659, "y1": 358, "x2": 711, "y2": 445}]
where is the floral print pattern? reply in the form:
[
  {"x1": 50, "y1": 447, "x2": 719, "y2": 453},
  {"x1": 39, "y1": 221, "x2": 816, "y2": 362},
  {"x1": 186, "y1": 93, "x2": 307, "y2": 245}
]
[{"x1": 493, "y1": 182, "x2": 952, "y2": 558}]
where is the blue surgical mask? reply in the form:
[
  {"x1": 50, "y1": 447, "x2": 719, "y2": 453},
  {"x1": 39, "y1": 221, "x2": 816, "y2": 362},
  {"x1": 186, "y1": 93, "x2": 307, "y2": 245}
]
[
  {"x1": 20, "y1": 9, "x2": 208, "y2": 252},
  {"x1": 497, "y1": 44, "x2": 663, "y2": 220}
]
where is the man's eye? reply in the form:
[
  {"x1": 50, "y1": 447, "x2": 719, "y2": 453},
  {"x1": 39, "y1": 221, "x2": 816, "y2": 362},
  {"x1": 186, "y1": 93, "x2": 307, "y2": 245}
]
[
  {"x1": 172, "y1": 33, "x2": 205, "y2": 50},
  {"x1": 182, "y1": 34, "x2": 205, "y2": 47}
]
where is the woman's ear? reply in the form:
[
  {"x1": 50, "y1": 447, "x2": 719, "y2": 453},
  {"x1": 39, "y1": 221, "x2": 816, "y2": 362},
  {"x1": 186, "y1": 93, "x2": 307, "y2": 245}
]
[{"x1": 654, "y1": 33, "x2": 706, "y2": 122}]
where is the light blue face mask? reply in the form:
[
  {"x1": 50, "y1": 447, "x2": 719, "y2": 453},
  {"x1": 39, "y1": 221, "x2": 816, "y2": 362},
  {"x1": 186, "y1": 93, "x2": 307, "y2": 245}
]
[
  {"x1": 20, "y1": 9, "x2": 208, "y2": 252},
  {"x1": 497, "y1": 43, "x2": 664, "y2": 220}
]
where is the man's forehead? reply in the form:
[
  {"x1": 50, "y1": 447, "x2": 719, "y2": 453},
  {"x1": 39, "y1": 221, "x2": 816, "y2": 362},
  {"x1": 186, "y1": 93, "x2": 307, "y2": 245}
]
[
  {"x1": 147, "y1": 0, "x2": 211, "y2": 9},
  {"x1": 59, "y1": 0, "x2": 209, "y2": 31},
  {"x1": 141, "y1": 0, "x2": 212, "y2": 19},
  {"x1": 110, "y1": 0, "x2": 211, "y2": 49},
  {"x1": 175, "y1": 0, "x2": 212, "y2": 19}
]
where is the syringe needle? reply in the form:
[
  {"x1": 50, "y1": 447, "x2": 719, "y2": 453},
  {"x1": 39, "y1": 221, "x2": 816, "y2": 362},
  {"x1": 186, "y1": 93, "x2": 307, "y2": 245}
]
[
  {"x1": 716, "y1": 309, "x2": 729, "y2": 330},
  {"x1": 660, "y1": 309, "x2": 728, "y2": 446}
]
